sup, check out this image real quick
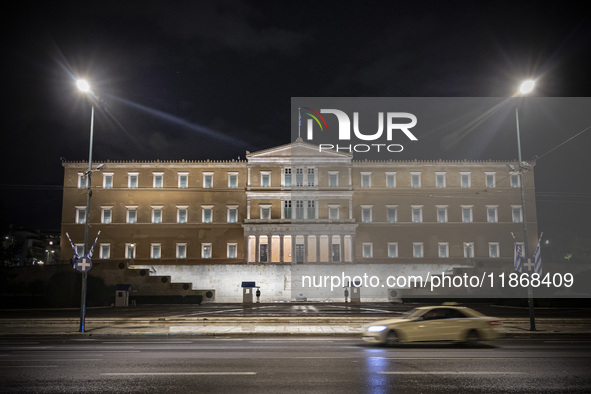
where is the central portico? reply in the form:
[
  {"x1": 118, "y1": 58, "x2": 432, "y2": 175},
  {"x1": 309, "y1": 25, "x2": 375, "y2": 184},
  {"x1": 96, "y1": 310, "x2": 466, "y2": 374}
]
[{"x1": 243, "y1": 138, "x2": 357, "y2": 264}]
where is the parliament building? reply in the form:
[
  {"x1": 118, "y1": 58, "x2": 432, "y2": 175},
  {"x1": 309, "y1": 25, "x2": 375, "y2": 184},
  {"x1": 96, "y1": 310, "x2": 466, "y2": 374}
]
[{"x1": 59, "y1": 139, "x2": 538, "y2": 302}]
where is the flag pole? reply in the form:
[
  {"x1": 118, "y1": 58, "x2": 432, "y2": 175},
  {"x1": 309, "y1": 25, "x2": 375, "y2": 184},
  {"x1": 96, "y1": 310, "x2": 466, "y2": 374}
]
[{"x1": 298, "y1": 107, "x2": 301, "y2": 139}]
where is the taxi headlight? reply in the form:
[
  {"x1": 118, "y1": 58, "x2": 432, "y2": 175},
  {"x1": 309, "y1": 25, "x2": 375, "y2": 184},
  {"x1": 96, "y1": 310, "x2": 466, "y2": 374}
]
[{"x1": 367, "y1": 325, "x2": 387, "y2": 332}]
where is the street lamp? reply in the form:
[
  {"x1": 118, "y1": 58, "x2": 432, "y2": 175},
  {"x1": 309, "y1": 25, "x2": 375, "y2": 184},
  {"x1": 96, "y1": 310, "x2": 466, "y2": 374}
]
[
  {"x1": 77, "y1": 78, "x2": 95, "y2": 333},
  {"x1": 515, "y1": 79, "x2": 535, "y2": 331}
]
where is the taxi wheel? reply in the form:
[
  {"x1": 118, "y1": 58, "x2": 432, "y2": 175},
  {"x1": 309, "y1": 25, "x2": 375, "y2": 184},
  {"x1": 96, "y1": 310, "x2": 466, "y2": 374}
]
[
  {"x1": 384, "y1": 330, "x2": 400, "y2": 346},
  {"x1": 465, "y1": 329, "x2": 480, "y2": 345}
]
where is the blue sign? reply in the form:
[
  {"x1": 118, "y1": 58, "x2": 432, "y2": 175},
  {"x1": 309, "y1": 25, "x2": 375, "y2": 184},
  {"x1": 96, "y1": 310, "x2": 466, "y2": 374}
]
[{"x1": 74, "y1": 257, "x2": 92, "y2": 272}]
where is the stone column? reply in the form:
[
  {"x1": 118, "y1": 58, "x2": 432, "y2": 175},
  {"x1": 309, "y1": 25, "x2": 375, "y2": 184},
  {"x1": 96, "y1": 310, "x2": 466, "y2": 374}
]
[
  {"x1": 255, "y1": 235, "x2": 260, "y2": 263},
  {"x1": 267, "y1": 234, "x2": 272, "y2": 263}
]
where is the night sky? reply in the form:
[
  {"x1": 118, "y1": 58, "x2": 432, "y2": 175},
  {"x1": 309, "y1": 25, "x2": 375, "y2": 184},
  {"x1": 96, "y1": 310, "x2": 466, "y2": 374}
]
[{"x1": 2, "y1": 1, "x2": 591, "y2": 245}]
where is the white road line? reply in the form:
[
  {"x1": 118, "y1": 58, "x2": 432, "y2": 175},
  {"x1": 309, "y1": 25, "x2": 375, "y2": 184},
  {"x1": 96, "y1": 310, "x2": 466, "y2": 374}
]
[
  {"x1": 0, "y1": 359, "x2": 102, "y2": 361},
  {"x1": 101, "y1": 341, "x2": 194, "y2": 344},
  {"x1": 176, "y1": 308, "x2": 246, "y2": 317},
  {"x1": 102, "y1": 372, "x2": 257, "y2": 376},
  {"x1": 0, "y1": 365, "x2": 57, "y2": 368},
  {"x1": 379, "y1": 371, "x2": 527, "y2": 375},
  {"x1": 14, "y1": 350, "x2": 140, "y2": 353}
]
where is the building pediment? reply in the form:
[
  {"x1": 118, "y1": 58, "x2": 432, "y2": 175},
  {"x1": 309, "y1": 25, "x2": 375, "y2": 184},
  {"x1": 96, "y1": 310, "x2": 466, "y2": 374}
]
[{"x1": 246, "y1": 138, "x2": 352, "y2": 164}]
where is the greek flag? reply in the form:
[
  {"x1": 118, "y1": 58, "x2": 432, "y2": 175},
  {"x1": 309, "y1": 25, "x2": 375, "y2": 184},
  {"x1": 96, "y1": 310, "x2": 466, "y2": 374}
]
[
  {"x1": 511, "y1": 232, "x2": 523, "y2": 273},
  {"x1": 86, "y1": 231, "x2": 101, "y2": 259},
  {"x1": 533, "y1": 233, "x2": 543, "y2": 275},
  {"x1": 514, "y1": 242, "x2": 523, "y2": 273}
]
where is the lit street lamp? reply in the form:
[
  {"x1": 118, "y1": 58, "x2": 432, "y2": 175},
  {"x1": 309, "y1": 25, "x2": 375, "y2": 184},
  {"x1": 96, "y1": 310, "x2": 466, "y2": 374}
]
[
  {"x1": 77, "y1": 78, "x2": 95, "y2": 333},
  {"x1": 515, "y1": 79, "x2": 536, "y2": 331}
]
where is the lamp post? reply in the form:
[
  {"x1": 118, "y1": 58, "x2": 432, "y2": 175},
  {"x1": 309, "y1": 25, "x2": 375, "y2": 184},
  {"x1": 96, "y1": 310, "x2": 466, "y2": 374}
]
[
  {"x1": 77, "y1": 79, "x2": 94, "y2": 333},
  {"x1": 515, "y1": 79, "x2": 536, "y2": 331}
]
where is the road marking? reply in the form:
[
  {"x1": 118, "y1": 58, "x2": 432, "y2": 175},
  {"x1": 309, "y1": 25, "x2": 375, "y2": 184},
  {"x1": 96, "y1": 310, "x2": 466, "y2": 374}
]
[
  {"x1": 14, "y1": 350, "x2": 140, "y2": 354},
  {"x1": 176, "y1": 308, "x2": 246, "y2": 317},
  {"x1": 0, "y1": 365, "x2": 57, "y2": 368},
  {"x1": 102, "y1": 372, "x2": 257, "y2": 376},
  {"x1": 0, "y1": 359, "x2": 101, "y2": 361},
  {"x1": 101, "y1": 341, "x2": 194, "y2": 344},
  {"x1": 379, "y1": 371, "x2": 527, "y2": 375}
]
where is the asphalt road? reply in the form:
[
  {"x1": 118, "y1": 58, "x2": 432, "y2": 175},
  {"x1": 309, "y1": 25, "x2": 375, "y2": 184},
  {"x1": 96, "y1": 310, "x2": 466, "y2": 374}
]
[
  {"x1": 3, "y1": 302, "x2": 591, "y2": 319},
  {"x1": 1, "y1": 335, "x2": 590, "y2": 393}
]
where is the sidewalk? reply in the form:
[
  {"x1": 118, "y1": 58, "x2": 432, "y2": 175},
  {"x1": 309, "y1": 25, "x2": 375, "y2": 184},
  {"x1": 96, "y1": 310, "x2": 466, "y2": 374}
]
[{"x1": 1, "y1": 316, "x2": 590, "y2": 337}]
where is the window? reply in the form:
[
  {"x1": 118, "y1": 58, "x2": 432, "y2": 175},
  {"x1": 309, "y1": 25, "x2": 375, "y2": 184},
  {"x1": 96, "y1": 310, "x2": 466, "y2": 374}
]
[
  {"x1": 308, "y1": 168, "x2": 316, "y2": 186},
  {"x1": 411, "y1": 172, "x2": 421, "y2": 188},
  {"x1": 260, "y1": 205, "x2": 271, "y2": 220},
  {"x1": 438, "y1": 242, "x2": 449, "y2": 258},
  {"x1": 227, "y1": 206, "x2": 238, "y2": 223},
  {"x1": 152, "y1": 207, "x2": 163, "y2": 224},
  {"x1": 203, "y1": 173, "x2": 213, "y2": 188},
  {"x1": 151, "y1": 244, "x2": 161, "y2": 259},
  {"x1": 178, "y1": 173, "x2": 188, "y2": 188},
  {"x1": 485, "y1": 172, "x2": 496, "y2": 188},
  {"x1": 411, "y1": 206, "x2": 423, "y2": 223},
  {"x1": 227, "y1": 243, "x2": 237, "y2": 259},
  {"x1": 487, "y1": 206, "x2": 498, "y2": 223},
  {"x1": 329, "y1": 172, "x2": 338, "y2": 187},
  {"x1": 361, "y1": 172, "x2": 371, "y2": 188},
  {"x1": 128, "y1": 173, "x2": 138, "y2": 188},
  {"x1": 511, "y1": 174, "x2": 520, "y2": 188},
  {"x1": 176, "y1": 243, "x2": 187, "y2": 259},
  {"x1": 489, "y1": 242, "x2": 500, "y2": 258},
  {"x1": 126, "y1": 207, "x2": 137, "y2": 224},
  {"x1": 388, "y1": 242, "x2": 398, "y2": 258},
  {"x1": 296, "y1": 168, "x2": 304, "y2": 187},
  {"x1": 75, "y1": 244, "x2": 85, "y2": 257},
  {"x1": 362, "y1": 243, "x2": 373, "y2": 258},
  {"x1": 328, "y1": 206, "x2": 340, "y2": 220},
  {"x1": 295, "y1": 200, "x2": 304, "y2": 219},
  {"x1": 436, "y1": 206, "x2": 448, "y2": 223},
  {"x1": 463, "y1": 242, "x2": 475, "y2": 258},
  {"x1": 228, "y1": 172, "x2": 238, "y2": 188},
  {"x1": 512, "y1": 206, "x2": 523, "y2": 223},
  {"x1": 153, "y1": 172, "x2": 163, "y2": 188},
  {"x1": 460, "y1": 172, "x2": 471, "y2": 188},
  {"x1": 386, "y1": 172, "x2": 396, "y2": 188},
  {"x1": 75, "y1": 207, "x2": 86, "y2": 224},
  {"x1": 284, "y1": 168, "x2": 292, "y2": 187},
  {"x1": 261, "y1": 171, "x2": 271, "y2": 187},
  {"x1": 413, "y1": 242, "x2": 424, "y2": 258},
  {"x1": 283, "y1": 200, "x2": 292, "y2": 219},
  {"x1": 101, "y1": 207, "x2": 112, "y2": 224},
  {"x1": 307, "y1": 200, "x2": 316, "y2": 219},
  {"x1": 103, "y1": 173, "x2": 113, "y2": 189},
  {"x1": 78, "y1": 173, "x2": 87, "y2": 189},
  {"x1": 125, "y1": 243, "x2": 136, "y2": 259},
  {"x1": 436, "y1": 172, "x2": 446, "y2": 188},
  {"x1": 202, "y1": 206, "x2": 213, "y2": 223},
  {"x1": 361, "y1": 206, "x2": 372, "y2": 223},
  {"x1": 177, "y1": 206, "x2": 188, "y2": 223},
  {"x1": 387, "y1": 206, "x2": 397, "y2": 223},
  {"x1": 202, "y1": 243, "x2": 212, "y2": 259},
  {"x1": 461, "y1": 206, "x2": 473, "y2": 223},
  {"x1": 99, "y1": 244, "x2": 110, "y2": 259}
]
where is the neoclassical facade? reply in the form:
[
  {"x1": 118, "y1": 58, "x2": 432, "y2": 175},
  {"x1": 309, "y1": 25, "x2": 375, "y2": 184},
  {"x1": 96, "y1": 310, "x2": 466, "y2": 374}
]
[{"x1": 60, "y1": 140, "x2": 538, "y2": 301}]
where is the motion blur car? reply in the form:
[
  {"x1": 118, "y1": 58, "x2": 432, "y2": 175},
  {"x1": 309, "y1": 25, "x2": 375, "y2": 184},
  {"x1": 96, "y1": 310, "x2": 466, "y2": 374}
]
[{"x1": 362, "y1": 305, "x2": 503, "y2": 346}]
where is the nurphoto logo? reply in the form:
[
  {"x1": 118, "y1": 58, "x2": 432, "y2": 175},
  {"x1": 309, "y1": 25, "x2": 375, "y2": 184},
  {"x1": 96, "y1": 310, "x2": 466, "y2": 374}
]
[{"x1": 299, "y1": 107, "x2": 418, "y2": 153}]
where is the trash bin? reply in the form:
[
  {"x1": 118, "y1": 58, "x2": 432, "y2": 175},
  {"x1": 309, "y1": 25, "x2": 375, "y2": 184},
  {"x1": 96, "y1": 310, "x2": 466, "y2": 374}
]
[{"x1": 115, "y1": 284, "x2": 132, "y2": 307}]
